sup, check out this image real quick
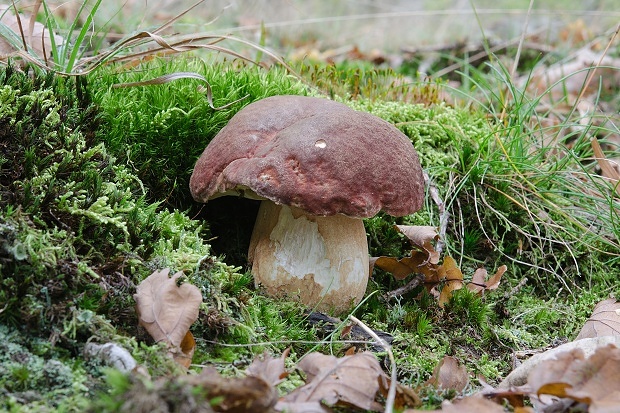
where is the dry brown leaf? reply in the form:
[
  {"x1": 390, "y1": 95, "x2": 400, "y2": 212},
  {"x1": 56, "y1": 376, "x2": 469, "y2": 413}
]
[
  {"x1": 277, "y1": 352, "x2": 386, "y2": 412},
  {"x1": 134, "y1": 268, "x2": 202, "y2": 348},
  {"x1": 591, "y1": 138, "x2": 620, "y2": 196},
  {"x1": 187, "y1": 367, "x2": 277, "y2": 413},
  {"x1": 246, "y1": 348, "x2": 290, "y2": 386},
  {"x1": 171, "y1": 331, "x2": 196, "y2": 369},
  {"x1": 437, "y1": 256, "x2": 464, "y2": 307},
  {"x1": 0, "y1": 5, "x2": 63, "y2": 62},
  {"x1": 467, "y1": 265, "x2": 507, "y2": 295},
  {"x1": 528, "y1": 344, "x2": 620, "y2": 412},
  {"x1": 395, "y1": 225, "x2": 440, "y2": 264},
  {"x1": 526, "y1": 49, "x2": 620, "y2": 102},
  {"x1": 425, "y1": 356, "x2": 470, "y2": 393},
  {"x1": 499, "y1": 336, "x2": 620, "y2": 389},
  {"x1": 372, "y1": 251, "x2": 430, "y2": 281},
  {"x1": 576, "y1": 298, "x2": 620, "y2": 340},
  {"x1": 404, "y1": 395, "x2": 506, "y2": 413}
]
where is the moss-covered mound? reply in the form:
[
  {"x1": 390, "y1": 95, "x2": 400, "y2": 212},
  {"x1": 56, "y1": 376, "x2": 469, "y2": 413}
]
[{"x1": 0, "y1": 65, "x2": 246, "y2": 409}]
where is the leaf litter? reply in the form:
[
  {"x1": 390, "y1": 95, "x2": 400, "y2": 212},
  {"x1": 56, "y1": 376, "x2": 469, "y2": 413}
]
[{"x1": 371, "y1": 225, "x2": 507, "y2": 307}]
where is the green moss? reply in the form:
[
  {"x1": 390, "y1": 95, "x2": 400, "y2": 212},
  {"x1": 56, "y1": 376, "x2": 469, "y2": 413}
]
[{"x1": 0, "y1": 64, "x2": 248, "y2": 409}]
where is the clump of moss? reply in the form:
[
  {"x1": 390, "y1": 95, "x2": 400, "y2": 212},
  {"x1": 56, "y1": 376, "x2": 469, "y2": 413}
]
[{"x1": 0, "y1": 64, "x2": 255, "y2": 409}]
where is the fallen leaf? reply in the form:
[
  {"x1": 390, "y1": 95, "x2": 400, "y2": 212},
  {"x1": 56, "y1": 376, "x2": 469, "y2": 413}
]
[
  {"x1": 437, "y1": 256, "x2": 464, "y2": 307},
  {"x1": 425, "y1": 356, "x2": 470, "y2": 392},
  {"x1": 526, "y1": 49, "x2": 620, "y2": 102},
  {"x1": 0, "y1": 5, "x2": 64, "y2": 62},
  {"x1": 404, "y1": 395, "x2": 506, "y2": 412},
  {"x1": 372, "y1": 251, "x2": 430, "y2": 280},
  {"x1": 187, "y1": 367, "x2": 277, "y2": 413},
  {"x1": 498, "y1": 336, "x2": 620, "y2": 389},
  {"x1": 277, "y1": 352, "x2": 386, "y2": 412},
  {"x1": 591, "y1": 138, "x2": 620, "y2": 197},
  {"x1": 247, "y1": 348, "x2": 290, "y2": 386},
  {"x1": 576, "y1": 298, "x2": 620, "y2": 339},
  {"x1": 134, "y1": 269, "x2": 202, "y2": 362},
  {"x1": 527, "y1": 344, "x2": 620, "y2": 412},
  {"x1": 172, "y1": 331, "x2": 196, "y2": 369},
  {"x1": 395, "y1": 225, "x2": 440, "y2": 264},
  {"x1": 467, "y1": 265, "x2": 506, "y2": 295}
]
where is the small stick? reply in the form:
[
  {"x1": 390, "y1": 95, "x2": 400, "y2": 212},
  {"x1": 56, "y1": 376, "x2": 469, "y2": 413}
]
[
  {"x1": 425, "y1": 172, "x2": 449, "y2": 255},
  {"x1": 386, "y1": 273, "x2": 424, "y2": 300},
  {"x1": 349, "y1": 315, "x2": 396, "y2": 413}
]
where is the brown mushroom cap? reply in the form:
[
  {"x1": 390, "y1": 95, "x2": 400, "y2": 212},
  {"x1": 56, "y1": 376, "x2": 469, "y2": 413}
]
[{"x1": 190, "y1": 95, "x2": 424, "y2": 217}]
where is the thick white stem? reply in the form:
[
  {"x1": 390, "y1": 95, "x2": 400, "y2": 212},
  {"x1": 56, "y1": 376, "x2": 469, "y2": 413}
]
[{"x1": 248, "y1": 202, "x2": 369, "y2": 314}]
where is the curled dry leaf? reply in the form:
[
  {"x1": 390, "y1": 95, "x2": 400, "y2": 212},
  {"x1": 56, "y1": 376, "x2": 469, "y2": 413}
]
[
  {"x1": 134, "y1": 268, "x2": 202, "y2": 355},
  {"x1": 467, "y1": 265, "x2": 506, "y2": 295},
  {"x1": 395, "y1": 225, "x2": 440, "y2": 264},
  {"x1": 246, "y1": 348, "x2": 290, "y2": 386},
  {"x1": 527, "y1": 344, "x2": 620, "y2": 412},
  {"x1": 371, "y1": 250, "x2": 433, "y2": 281},
  {"x1": 576, "y1": 298, "x2": 620, "y2": 339},
  {"x1": 277, "y1": 352, "x2": 387, "y2": 412},
  {"x1": 437, "y1": 256, "x2": 464, "y2": 307},
  {"x1": 374, "y1": 247, "x2": 505, "y2": 307},
  {"x1": 425, "y1": 356, "x2": 470, "y2": 393}
]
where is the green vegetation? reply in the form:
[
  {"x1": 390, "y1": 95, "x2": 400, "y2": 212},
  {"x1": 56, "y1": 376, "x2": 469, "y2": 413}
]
[{"x1": 1, "y1": 3, "x2": 619, "y2": 411}]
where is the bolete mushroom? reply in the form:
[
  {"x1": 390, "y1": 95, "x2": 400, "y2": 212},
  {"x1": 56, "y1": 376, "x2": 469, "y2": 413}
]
[{"x1": 190, "y1": 95, "x2": 424, "y2": 314}]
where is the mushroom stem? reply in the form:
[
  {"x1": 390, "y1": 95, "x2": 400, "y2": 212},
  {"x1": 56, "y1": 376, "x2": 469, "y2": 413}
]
[{"x1": 248, "y1": 201, "x2": 369, "y2": 314}]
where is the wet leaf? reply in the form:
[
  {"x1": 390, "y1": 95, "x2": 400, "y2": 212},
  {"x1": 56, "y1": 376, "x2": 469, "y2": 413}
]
[
  {"x1": 426, "y1": 356, "x2": 469, "y2": 392},
  {"x1": 528, "y1": 344, "x2": 620, "y2": 412},
  {"x1": 277, "y1": 352, "x2": 386, "y2": 412},
  {"x1": 134, "y1": 268, "x2": 202, "y2": 348},
  {"x1": 576, "y1": 298, "x2": 620, "y2": 339}
]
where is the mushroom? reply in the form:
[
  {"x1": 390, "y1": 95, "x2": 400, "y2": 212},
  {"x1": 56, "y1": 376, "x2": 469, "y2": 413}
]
[{"x1": 190, "y1": 95, "x2": 424, "y2": 314}]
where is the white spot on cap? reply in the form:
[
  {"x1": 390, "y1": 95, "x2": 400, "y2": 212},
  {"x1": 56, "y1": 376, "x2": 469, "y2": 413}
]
[{"x1": 315, "y1": 139, "x2": 327, "y2": 148}]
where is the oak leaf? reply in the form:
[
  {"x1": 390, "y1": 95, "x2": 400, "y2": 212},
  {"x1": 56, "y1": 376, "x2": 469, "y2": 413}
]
[{"x1": 134, "y1": 268, "x2": 202, "y2": 348}]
